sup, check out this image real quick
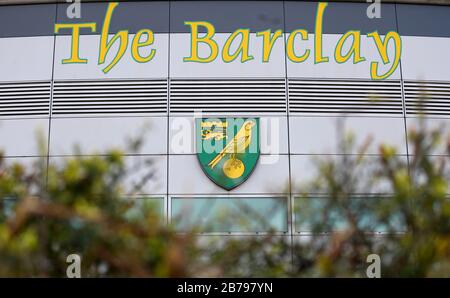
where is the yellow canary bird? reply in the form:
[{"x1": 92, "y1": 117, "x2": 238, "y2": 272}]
[{"x1": 208, "y1": 120, "x2": 256, "y2": 169}]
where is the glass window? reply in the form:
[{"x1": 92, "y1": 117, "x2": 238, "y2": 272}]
[
  {"x1": 294, "y1": 197, "x2": 406, "y2": 233},
  {"x1": 1, "y1": 197, "x2": 16, "y2": 219},
  {"x1": 171, "y1": 197, "x2": 288, "y2": 233},
  {"x1": 124, "y1": 197, "x2": 165, "y2": 223}
]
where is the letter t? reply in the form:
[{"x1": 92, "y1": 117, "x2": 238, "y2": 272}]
[{"x1": 55, "y1": 23, "x2": 97, "y2": 64}]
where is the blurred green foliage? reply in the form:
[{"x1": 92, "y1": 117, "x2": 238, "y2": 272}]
[
  {"x1": 201, "y1": 120, "x2": 450, "y2": 277},
  {"x1": 0, "y1": 119, "x2": 449, "y2": 277},
  {"x1": 0, "y1": 149, "x2": 198, "y2": 277}
]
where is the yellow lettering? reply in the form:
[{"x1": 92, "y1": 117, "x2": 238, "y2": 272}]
[
  {"x1": 55, "y1": 23, "x2": 96, "y2": 64},
  {"x1": 222, "y1": 29, "x2": 254, "y2": 63},
  {"x1": 335, "y1": 31, "x2": 365, "y2": 64},
  {"x1": 315, "y1": 2, "x2": 329, "y2": 64},
  {"x1": 131, "y1": 29, "x2": 156, "y2": 63},
  {"x1": 98, "y1": 2, "x2": 128, "y2": 74},
  {"x1": 287, "y1": 29, "x2": 310, "y2": 63},
  {"x1": 367, "y1": 31, "x2": 402, "y2": 80},
  {"x1": 184, "y1": 21, "x2": 218, "y2": 63},
  {"x1": 256, "y1": 29, "x2": 282, "y2": 62}
]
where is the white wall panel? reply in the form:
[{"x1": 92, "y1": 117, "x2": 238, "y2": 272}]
[
  {"x1": 289, "y1": 116, "x2": 407, "y2": 155},
  {"x1": 0, "y1": 118, "x2": 48, "y2": 156},
  {"x1": 408, "y1": 155, "x2": 450, "y2": 195},
  {"x1": 0, "y1": 36, "x2": 54, "y2": 82},
  {"x1": 401, "y1": 36, "x2": 450, "y2": 81},
  {"x1": 169, "y1": 154, "x2": 289, "y2": 195},
  {"x1": 123, "y1": 155, "x2": 167, "y2": 195},
  {"x1": 49, "y1": 116, "x2": 167, "y2": 155},
  {"x1": 3, "y1": 157, "x2": 47, "y2": 195},
  {"x1": 169, "y1": 116, "x2": 288, "y2": 154},
  {"x1": 432, "y1": 156, "x2": 450, "y2": 195},
  {"x1": 290, "y1": 155, "x2": 405, "y2": 194},
  {"x1": 406, "y1": 117, "x2": 450, "y2": 155},
  {"x1": 49, "y1": 155, "x2": 167, "y2": 195},
  {"x1": 54, "y1": 34, "x2": 168, "y2": 80},
  {"x1": 3, "y1": 156, "x2": 45, "y2": 170},
  {"x1": 286, "y1": 34, "x2": 401, "y2": 80},
  {"x1": 170, "y1": 33, "x2": 285, "y2": 78}
]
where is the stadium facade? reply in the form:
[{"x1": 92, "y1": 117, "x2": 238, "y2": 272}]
[{"x1": 0, "y1": 0, "x2": 449, "y2": 238}]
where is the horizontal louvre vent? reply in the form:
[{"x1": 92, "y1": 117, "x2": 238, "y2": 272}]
[
  {"x1": 0, "y1": 81, "x2": 50, "y2": 117},
  {"x1": 404, "y1": 81, "x2": 450, "y2": 116},
  {"x1": 170, "y1": 79, "x2": 286, "y2": 114},
  {"x1": 52, "y1": 80, "x2": 167, "y2": 116},
  {"x1": 288, "y1": 79, "x2": 403, "y2": 116}
]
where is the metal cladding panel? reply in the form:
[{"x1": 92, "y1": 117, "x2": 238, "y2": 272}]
[
  {"x1": 54, "y1": 34, "x2": 169, "y2": 80},
  {"x1": 49, "y1": 116, "x2": 167, "y2": 156},
  {"x1": 170, "y1": 1, "x2": 283, "y2": 33},
  {"x1": 288, "y1": 79, "x2": 403, "y2": 116},
  {"x1": 396, "y1": 4, "x2": 450, "y2": 38},
  {"x1": 122, "y1": 155, "x2": 167, "y2": 195},
  {"x1": 0, "y1": 4, "x2": 56, "y2": 38},
  {"x1": 2, "y1": 157, "x2": 47, "y2": 195},
  {"x1": 49, "y1": 155, "x2": 167, "y2": 195},
  {"x1": 169, "y1": 79, "x2": 286, "y2": 114},
  {"x1": 0, "y1": 81, "x2": 51, "y2": 118},
  {"x1": 169, "y1": 116, "x2": 288, "y2": 155},
  {"x1": 406, "y1": 155, "x2": 450, "y2": 195},
  {"x1": 168, "y1": 154, "x2": 289, "y2": 195},
  {"x1": 406, "y1": 117, "x2": 450, "y2": 156},
  {"x1": 56, "y1": 1, "x2": 169, "y2": 34},
  {"x1": 289, "y1": 116, "x2": 407, "y2": 155},
  {"x1": 401, "y1": 36, "x2": 450, "y2": 81},
  {"x1": 170, "y1": 33, "x2": 286, "y2": 78},
  {"x1": 3, "y1": 156, "x2": 45, "y2": 168},
  {"x1": 290, "y1": 155, "x2": 408, "y2": 195},
  {"x1": 430, "y1": 156, "x2": 450, "y2": 195},
  {"x1": 0, "y1": 37, "x2": 54, "y2": 82},
  {"x1": 0, "y1": 118, "x2": 49, "y2": 157},
  {"x1": 285, "y1": 1, "x2": 397, "y2": 34},
  {"x1": 285, "y1": 34, "x2": 401, "y2": 80},
  {"x1": 52, "y1": 79, "x2": 168, "y2": 116},
  {"x1": 404, "y1": 81, "x2": 450, "y2": 117}
]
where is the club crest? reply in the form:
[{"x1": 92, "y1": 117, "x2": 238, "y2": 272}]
[{"x1": 196, "y1": 118, "x2": 260, "y2": 190}]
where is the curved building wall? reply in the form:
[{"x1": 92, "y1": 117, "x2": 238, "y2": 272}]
[{"x1": 0, "y1": 1, "x2": 449, "y2": 237}]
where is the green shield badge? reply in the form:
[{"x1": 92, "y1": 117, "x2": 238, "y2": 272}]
[{"x1": 196, "y1": 117, "x2": 260, "y2": 190}]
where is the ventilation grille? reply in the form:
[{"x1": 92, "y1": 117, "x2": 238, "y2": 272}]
[
  {"x1": 170, "y1": 79, "x2": 286, "y2": 114},
  {"x1": 288, "y1": 79, "x2": 403, "y2": 115},
  {"x1": 0, "y1": 81, "x2": 50, "y2": 117},
  {"x1": 404, "y1": 81, "x2": 450, "y2": 116},
  {"x1": 52, "y1": 80, "x2": 167, "y2": 116}
]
